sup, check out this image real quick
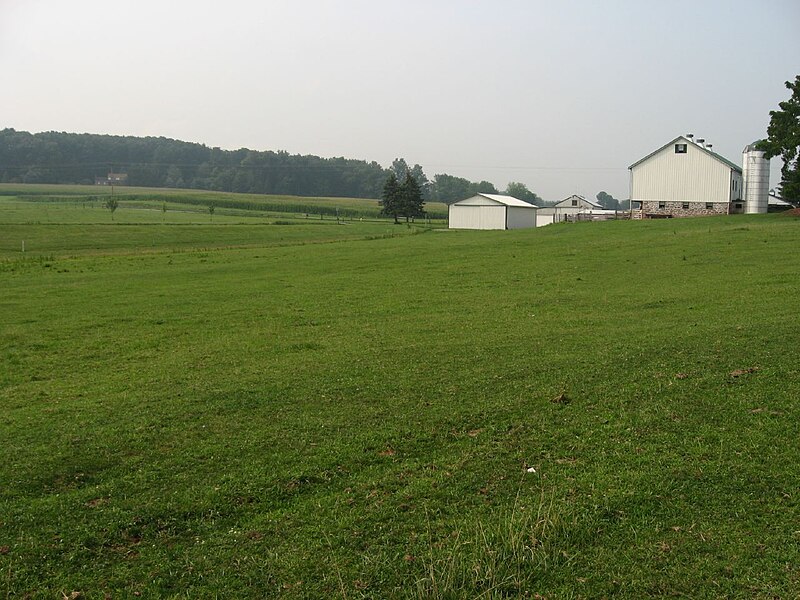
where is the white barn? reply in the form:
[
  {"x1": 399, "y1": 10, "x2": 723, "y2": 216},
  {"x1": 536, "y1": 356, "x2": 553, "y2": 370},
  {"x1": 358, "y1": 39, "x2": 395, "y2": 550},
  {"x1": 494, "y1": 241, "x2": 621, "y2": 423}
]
[
  {"x1": 537, "y1": 195, "x2": 612, "y2": 224},
  {"x1": 448, "y1": 193, "x2": 538, "y2": 230},
  {"x1": 629, "y1": 135, "x2": 744, "y2": 218}
]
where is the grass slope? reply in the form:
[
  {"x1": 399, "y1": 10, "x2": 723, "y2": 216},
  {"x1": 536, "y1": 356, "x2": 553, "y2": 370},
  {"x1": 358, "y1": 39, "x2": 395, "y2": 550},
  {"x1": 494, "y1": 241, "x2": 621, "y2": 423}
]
[{"x1": 1, "y1": 212, "x2": 798, "y2": 598}]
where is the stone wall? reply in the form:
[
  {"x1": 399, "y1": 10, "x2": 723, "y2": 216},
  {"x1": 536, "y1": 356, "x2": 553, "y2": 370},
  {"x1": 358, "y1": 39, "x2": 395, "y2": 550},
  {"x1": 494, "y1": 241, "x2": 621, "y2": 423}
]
[{"x1": 641, "y1": 201, "x2": 730, "y2": 218}]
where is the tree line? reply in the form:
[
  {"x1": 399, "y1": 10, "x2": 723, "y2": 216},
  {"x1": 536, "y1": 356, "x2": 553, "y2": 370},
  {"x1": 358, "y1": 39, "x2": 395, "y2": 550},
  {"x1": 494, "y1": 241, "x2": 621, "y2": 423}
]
[
  {"x1": 0, "y1": 129, "x2": 523, "y2": 202},
  {"x1": 0, "y1": 129, "x2": 389, "y2": 198}
]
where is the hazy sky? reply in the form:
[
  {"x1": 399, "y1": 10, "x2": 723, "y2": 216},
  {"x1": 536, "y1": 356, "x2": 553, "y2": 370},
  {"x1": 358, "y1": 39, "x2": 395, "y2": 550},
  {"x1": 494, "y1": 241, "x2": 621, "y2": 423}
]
[{"x1": 1, "y1": 0, "x2": 798, "y2": 200}]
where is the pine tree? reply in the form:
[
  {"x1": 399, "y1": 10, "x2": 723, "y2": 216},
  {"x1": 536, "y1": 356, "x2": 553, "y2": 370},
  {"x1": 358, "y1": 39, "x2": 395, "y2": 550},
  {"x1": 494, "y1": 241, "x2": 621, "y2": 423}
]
[
  {"x1": 380, "y1": 172, "x2": 401, "y2": 223},
  {"x1": 399, "y1": 171, "x2": 425, "y2": 222}
]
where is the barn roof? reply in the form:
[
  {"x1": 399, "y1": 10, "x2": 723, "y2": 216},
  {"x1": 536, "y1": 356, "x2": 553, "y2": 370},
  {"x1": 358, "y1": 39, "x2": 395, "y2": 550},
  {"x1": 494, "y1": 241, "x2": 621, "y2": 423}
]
[
  {"x1": 629, "y1": 135, "x2": 742, "y2": 173},
  {"x1": 555, "y1": 194, "x2": 602, "y2": 208}
]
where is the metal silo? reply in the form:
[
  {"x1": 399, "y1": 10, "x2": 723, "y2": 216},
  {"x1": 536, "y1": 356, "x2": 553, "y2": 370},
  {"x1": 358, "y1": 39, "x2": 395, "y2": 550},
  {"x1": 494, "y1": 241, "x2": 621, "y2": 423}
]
[{"x1": 742, "y1": 143, "x2": 770, "y2": 214}]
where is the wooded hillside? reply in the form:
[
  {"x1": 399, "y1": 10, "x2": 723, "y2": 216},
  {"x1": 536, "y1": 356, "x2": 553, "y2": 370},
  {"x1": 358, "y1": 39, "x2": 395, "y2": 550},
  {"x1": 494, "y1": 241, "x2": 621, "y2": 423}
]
[{"x1": 0, "y1": 129, "x2": 389, "y2": 198}]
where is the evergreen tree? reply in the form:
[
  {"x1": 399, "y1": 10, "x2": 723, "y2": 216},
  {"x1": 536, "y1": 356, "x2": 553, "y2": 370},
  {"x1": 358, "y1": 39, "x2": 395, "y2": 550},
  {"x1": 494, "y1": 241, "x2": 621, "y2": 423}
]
[
  {"x1": 399, "y1": 171, "x2": 425, "y2": 222},
  {"x1": 380, "y1": 172, "x2": 401, "y2": 223}
]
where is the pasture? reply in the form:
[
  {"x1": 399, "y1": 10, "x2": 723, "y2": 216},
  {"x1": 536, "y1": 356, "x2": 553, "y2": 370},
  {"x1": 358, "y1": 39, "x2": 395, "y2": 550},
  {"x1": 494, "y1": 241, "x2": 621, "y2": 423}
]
[
  {"x1": 1, "y1": 193, "x2": 798, "y2": 598},
  {"x1": 0, "y1": 183, "x2": 450, "y2": 221},
  {"x1": 0, "y1": 190, "x2": 429, "y2": 258}
]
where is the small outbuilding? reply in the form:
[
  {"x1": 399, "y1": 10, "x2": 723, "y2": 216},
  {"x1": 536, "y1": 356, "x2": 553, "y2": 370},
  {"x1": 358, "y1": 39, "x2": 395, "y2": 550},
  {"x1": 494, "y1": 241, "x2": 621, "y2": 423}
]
[
  {"x1": 768, "y1": 191, "x2": 794, "y2": 212},
  {"x1": 537, "y1": 194, "x2": 607, "y2": 224},
  {"x1": 448, "y1": 193, "x2": 538, "y2": 230}
]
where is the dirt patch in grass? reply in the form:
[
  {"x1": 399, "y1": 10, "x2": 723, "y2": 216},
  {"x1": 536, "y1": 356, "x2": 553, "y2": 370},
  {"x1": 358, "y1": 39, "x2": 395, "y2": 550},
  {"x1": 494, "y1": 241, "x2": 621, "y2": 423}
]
[{"x1": 730, "y1": 367, "x2": 759, "y2": 377}]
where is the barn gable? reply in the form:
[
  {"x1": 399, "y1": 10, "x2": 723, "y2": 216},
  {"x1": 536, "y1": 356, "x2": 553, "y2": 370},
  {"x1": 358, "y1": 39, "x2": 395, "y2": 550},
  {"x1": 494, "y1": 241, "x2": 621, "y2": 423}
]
[
  {"x1": 552, "y1": 195, "x2": 601, "y2": 209},
  {"x1": 629, "y1": 135, "x2": 744, "y2": 217}
]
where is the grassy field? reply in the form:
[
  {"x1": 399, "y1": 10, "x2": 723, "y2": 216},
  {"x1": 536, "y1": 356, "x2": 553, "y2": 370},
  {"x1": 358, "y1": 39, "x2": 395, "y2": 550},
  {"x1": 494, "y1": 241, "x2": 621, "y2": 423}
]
[
  {"x1": 0, "y1": 193, "x2": 432, "y2": 258},
  {"x1": 1, "y1": 199, "x2": 799, "y2": 598},
  {"x1": 0, "y1": 183, "x2": 450, "y2": 220}
]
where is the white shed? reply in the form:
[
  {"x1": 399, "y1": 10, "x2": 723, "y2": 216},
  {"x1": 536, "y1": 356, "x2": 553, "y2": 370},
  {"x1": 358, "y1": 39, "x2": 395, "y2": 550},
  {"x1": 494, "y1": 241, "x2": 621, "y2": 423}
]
[{"x1": 448, "y1": 193, "x2": 537, "y2": 230}]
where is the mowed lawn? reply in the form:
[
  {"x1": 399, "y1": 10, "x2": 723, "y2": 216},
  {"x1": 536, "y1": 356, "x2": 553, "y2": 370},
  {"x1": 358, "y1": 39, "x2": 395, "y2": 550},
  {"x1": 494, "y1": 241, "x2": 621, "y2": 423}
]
[{"x1": 1, "y1": 212, "x2": 798, "y2": 598}]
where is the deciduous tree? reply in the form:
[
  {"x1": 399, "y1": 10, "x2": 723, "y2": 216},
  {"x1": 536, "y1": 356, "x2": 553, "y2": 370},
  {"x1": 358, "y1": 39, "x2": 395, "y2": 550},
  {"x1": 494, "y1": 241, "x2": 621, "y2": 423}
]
[
  {"x1": 409, "y1": 164, "x2": 430, "y2": 200},
  {"x1": 429, "y1": 175, "x2": 499, "y2": 204},
  {"x1": 391, "y1": 158, "x2": 430, "y2": 199},
  {"x1": 758, "y1": 75, "x2": 800, "y2": 201},
  {"x1": 105, "y1": 197, "x2": 118, "y2": 220},
  {"x1": 430, "y1": 173, "x2": 473, "y2": 204},
  {"x1": 596, "y1": 191, "x2": 621, "y2": 210},
  {"x1": 473, "y1": 181, "x2": 498, "y2": 195},
  {"x1": 504, "y1": 182, "x2": 542, "y2": 205},
  {"x1": 390, "y1": 158, "x2": 410, "y2": 181}
]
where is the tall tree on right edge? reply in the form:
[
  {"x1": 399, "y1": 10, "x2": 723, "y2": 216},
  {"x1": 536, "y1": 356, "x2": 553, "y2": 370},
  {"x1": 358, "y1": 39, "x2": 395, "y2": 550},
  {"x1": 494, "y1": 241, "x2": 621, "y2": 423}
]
[{"x1": 758, "y1": 75, "x2": 800, "y2": 202}]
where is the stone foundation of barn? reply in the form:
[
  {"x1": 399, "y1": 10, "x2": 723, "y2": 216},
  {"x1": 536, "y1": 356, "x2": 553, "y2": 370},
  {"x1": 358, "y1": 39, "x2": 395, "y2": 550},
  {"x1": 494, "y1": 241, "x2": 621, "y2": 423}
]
[{"x1": 641, "y1": 201, "x2": 736, "y2": 218}]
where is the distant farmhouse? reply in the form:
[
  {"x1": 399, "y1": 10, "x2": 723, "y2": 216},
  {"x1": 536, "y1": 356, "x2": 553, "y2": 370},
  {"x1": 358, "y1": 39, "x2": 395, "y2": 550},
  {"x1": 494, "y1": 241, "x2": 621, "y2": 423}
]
[
  {"x1": 448, "y1": 193, "x2": 538, "y2": 230},
  {"x1": 629, "y1": 134, "x2": 771, "y2": 218},
  {"x1": 95, "y1": 172, "x2": 128, "y2": 186},
  {"x1": 537, "y1": 195, "x2": 619, "y2": 225}
]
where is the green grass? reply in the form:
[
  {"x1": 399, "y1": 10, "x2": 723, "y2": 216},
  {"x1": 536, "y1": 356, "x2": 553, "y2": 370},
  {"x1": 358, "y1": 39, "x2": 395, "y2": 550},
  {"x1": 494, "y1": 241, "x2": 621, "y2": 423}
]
[
  {"x1": 0, "y1": 194, "x2": 432, "y2": 258},
  {"x1": 1, "y1": 206, "x2": 799, "y2": 598},
  {"x1": 0, "y1": 197, "x2": 271, "y2": 225},
  {"x1": 0, "y1": 183, "x2": 450, "y2": 220}
]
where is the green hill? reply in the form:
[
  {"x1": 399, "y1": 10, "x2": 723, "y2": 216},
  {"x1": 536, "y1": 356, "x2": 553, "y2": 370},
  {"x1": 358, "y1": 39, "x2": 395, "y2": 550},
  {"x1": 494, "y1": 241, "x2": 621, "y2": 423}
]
[{"x1": 1, "y1": 205, "x2": 798, "y2": 598}]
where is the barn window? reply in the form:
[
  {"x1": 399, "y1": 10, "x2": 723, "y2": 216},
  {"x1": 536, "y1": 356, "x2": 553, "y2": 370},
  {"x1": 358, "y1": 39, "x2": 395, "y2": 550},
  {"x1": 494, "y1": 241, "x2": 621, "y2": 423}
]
[
  {"x1": 658, "y1": 202, "x2": 666, "y2": 209},
  {"x1": 735, "y1": 203, "x2": 742, "y2": 209},
  {"x1": 705, "y1": 203, "x2": 713, "y2": 210},
  {"x1": 675, "y1": 144, "x2": 687, "y2": 153},
  {"x1": 571, "y1": 199, "x2": 578, "y2": 206},
  {"x1": 682, "y1": 202, "x2": 690, "y2": 209}
]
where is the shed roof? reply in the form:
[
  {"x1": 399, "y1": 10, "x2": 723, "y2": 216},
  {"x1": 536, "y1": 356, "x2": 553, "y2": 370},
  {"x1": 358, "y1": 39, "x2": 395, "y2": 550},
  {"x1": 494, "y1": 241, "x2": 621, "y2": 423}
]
[
  {"x1": 629, "y1": 135, "x2": 742, "y2": 173},
  {"x1": 475, "y1": 193, "x2": 538, "y2": 208},
  {"x1": 769, "y1": 193, "x2": 792, "y2": 207}
]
